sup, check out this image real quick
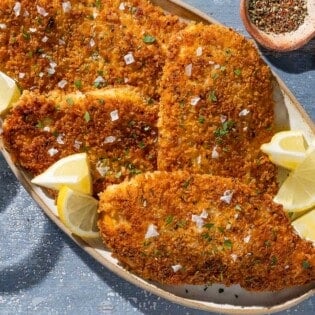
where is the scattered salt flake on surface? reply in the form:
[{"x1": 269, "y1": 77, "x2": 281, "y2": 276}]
[
  {"x1": 119, "y1": 2, "x2": 125, "y2": 10},
  {"x1": 23, "y1": 10, "x2": 29, "y2": 17},
  {"x1": 124, "y1": 52, "x2": 135, "y2": 65},
  {"x1": 192, "y1": 209, "x2": 208, "y2": 229},
  {"x1": 231, "y1": 254, "x2": 238, "y2": 262},
  {"x1": 234, "y1": 213, "x2": 239, "y2": 219},
  {"x1": 94, "y1": 75, "x2": 105, "y2": 85},
  {"x1": 56, "y1": 134, "x2": 65, "y2": 144},
  {"x1": 0, "y1": 23, "x2": 7, "y2": 30},
  {"x1": 190, "y1": 96, "x2": 200, "y2": 106},
  {"x1": 171, "y1": 264, "x2": 182, "y2": 272},
  {"x1": 145, "y1": 224, "x2": 159, "y2": 239},
  {"x1": 37, "y1": 5, "x2": 48, "y2": 17},
  {"x1": 104, "y1": 136, "x2": 116, "y2": 144},
  {"x1": 48, "y1": 148, "x2": 58, "y2": 156},
  {"x1": 13, "y1": 2, "x2": 21, "y2": 17},
  {"x1": 285, "y1": 265, "x2": 290, "y2": 269},
  {"x1": 92, "y1": 9, "x2": 98, "y2": 19},
  {"x1": 47, "y1": 68, "x2": 55, "y2": 75},
  {"x1": 19, "y1": 72, "x2": 25, "y2": 79},
  {"x1": 73, "y1": 140, "x2": 82, "y2": 149},
  {"x1": 208, "y1": 60, "x2": 214, "y2": 65},
  {"x1": 220, "y1": 114, "x2": 227, "y2": 123},
  {"x1": 124, "y1": 77, "x2": 129, "y2": 83},
  {"x1": 43, "y1": 126, "x2": 50, "y2": 132},
  {"x1": 50, "y1": 61, "x2": 57, "y2": 68},
  {"x1": 196, "y1": 155, "x2": 201, "y2": 164},
  {"x1": 185, "y1": 63, "x2": 192, "y2": 76},
  {"x1": 220, "y1": 190, "x2": 234, "y2": 204},
  {"x1": 211, "y1": 146, "x2": 219, "y2": 159},
  {"x1": 89, "y1": 38, "x2": 96, "y2": 47},
  {"x1": 62, "y1": 1, "x2": 71, "y2": 13},
  {"x1": 243, "y1": 126, "x2": 248, "y2": 132},
  {"x1": 214, "y1": 64, "x2": 220, "y2": 70},
  {"x1": 239, "y1": 108, "x2": 250, "y2": 117},
  {"x1": 110, "y1": 110, "x2": 119, "y2": 121},
  {"x1": 58, "y1": 38, "x2": 65, "y2": 45},
  {"x1": 196, "y1": 46, "x2": 203, "y2": 56},
  {"x1": 39, "y1": 72, "x2": 44, "y2": 78},
  {"x1": 57, "y1": 79, "x2": 68, "y2": 89},
  {"x1": 226, "y1": 223, "x2": 231, "y2": 230},
  {"x1": 29, "y1": 27, "x2": 37, "y2": 33},
  {"x1": 96, "y1": 162, "x2": 110, "y2": 177},
  {"x1": 243, "y1": 235, "x2": 251, "y2": 243}
]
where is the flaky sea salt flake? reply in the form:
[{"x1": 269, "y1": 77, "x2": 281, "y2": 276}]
[
  {"x1": 171, "y1": 264, "x2": 182, "y2": 272},
  {"x1": 37, "y1": 5, "x2": 48, "y2": 17},
  {"x1": 220, "y1": 190, "x2": 234, "y2": 204},
  {"x1": 145, "y1": 224, "x2": 159, "y2": 239},
  {"x1": 124, "y1": 52, "x2": 135, "y2": 65},
  {"x1": 62, "y1": 1, "x2": 71, "y2": 13},
  {"x1": 110, "y1": 110, "x2": 119, "y2": 121},
  {"x1": 185, "y1": 63, "x2": 192, "y2": 77},
  {"x1": 48, "y1": 148, "x2": 58, "y2": 156},
  {"x1": 13, "y1": 2, "x2": 21, "y2": 17}
]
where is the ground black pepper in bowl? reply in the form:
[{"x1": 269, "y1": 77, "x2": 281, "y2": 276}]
[{"x1": 248, "y1": 0, "x2": 308, "y2": 34}]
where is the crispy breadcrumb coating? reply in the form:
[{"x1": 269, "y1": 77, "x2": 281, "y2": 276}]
[
  {"x1": 98, "y1": 171, "x2": 315, "y2": 291},
  {"x1": 158, "y1": 24, "x2": 278, "y2": 195},
  {"x1": 2, "y1": 87, "x2": 158, "y2": 194},
  {"x1": 0, "y1": 0, "x2": 185, "y2": 99}
]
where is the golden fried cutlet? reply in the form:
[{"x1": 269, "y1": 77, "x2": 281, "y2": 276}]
[
  {"x1": 2, "y1": 87, "x2": 158, "y2": 194},
  {"x1": 98, "y1": 171, "x2": 315, "y2": 291},
  {"x1": 0, "y1": 0, "x2": 184, "y2": 99},
  {"x1": 158, "y1": 23, "x2": 278, "y2": 194}
]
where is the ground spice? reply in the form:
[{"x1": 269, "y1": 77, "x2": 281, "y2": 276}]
[{"x1": 248, "y1": 0, "x2": 308, "y2": 34}]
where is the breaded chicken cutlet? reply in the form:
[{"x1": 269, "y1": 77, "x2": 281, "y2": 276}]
[
  {"x1": 0, "y1": 0, "x2": 184, "y2": 99},
  {"x1": 158, "y1": 24, "x2": 277, "y2": 194},
  {"x1": 2, "y1": 87, "x2": 158, "y2": 194},
  {"x1": 98, "y1": 171, "x2": 315, "y2": 291}
]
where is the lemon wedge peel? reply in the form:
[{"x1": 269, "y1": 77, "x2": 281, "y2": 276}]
[
  {"x1": 0, "y1": 71, "x2": 21, "y2": 115},
  {"x1": 274, "y1": 147, "x2": 315, "y2": 212},
  {"x1": 261, "y1": 130, "x2": 309, "y2": 170},
  {"x1": 57, "y1": 186, "x2": 99, "y2": 239},
  {"x1": 31, "y1": 153, "x2": 92, "y2": 195}
]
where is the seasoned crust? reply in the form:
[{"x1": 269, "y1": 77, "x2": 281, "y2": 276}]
[
  {"x1": 0, "y1": 0, "x2": 185, "y2": 99},
  {"x1": 98, "y1": 171, "x2": 315, "y2": 291},
  {"x1": 158, "y1": 23, "x2": 278, "y2": 195},
  {"x1": 2, "y1": 87, "x2": 158, "y2": 194}
]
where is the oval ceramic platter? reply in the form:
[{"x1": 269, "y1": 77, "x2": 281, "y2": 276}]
[{"x1": 1, "y1": 1, "x2": 315, "y2": 314}]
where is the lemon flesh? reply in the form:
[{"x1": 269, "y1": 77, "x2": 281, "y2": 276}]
[
  {"x1": 274, "y1": 147, "x2": 315, "y2": 212},
  {"x1": 57, "y1": 186, "x2": 99, "y2": 239},
  {"x1": 261, "y1": 130, "x2": 308, "y2": 170},
  {"x1": 0, "y1": 71, "x2": 21, "y2": 116},
  {"x1": 292, "y1": 209, "x2": 315, "y2": 243},
  {"x1": 31, "y1": 153, "x2": 92, "y2": 195}
]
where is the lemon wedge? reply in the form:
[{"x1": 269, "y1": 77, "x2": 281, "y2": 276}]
[
  {"x1": 292, "y1": 209, "x2": 315, "y2": 243},
  {"x1": 57, "y1": 186, "x2": 99, "y2": 238},
  {"x1": 31, "y1": 153, "x2": 92, "y2": 195},
  {"x1": 274, "y1": 147, "x2": 315, "y2": 212},
  {"x1": 261, "y1": 130, "x2": 308, "y2": 170},
  {"x1": 0, "y1": 71, "x2": 21, "y2": 116}
]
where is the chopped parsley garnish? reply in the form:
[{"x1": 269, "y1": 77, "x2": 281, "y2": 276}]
[
  {"x1": 201, "y1": 232, "x2": 212, "y2": 242},
  {"x1": 270, "y1": 255, "x2": 278, "y2": 266},
  {"x1": 211, "y1": 73, "x2": 219, "y2": 80},
  {"x1": 84, "y1": 111, "x2": 91, "y2": 122},
  {"x1": 95, "y1": 0, "x2": 102, "y2": 9},
  {"x1": 182, "y1": 179, "x2": 191, "y2": 189},
  {"x1": 223, "y1": 239, "x2": 232, "y2": 249},
  {"x1": 126, "y1": 162, "x2": 141, "y2": 175},
  {"x1": 208, "y1": 90, "x2": 217, "y2": 102},
  {"x1": 74, "y1": 79, "x2": 82, "y2": 89},
  {"x1": 234, "y1": 69, "x2": 242, "y2": 76},
  {"x1": 165, "y1": 215, "x2": 174, "y2": 225},
  {"x1": 138, "y1": 141, "x2": 146, "y2": 149},
  {"x1": 143, "y1": 34, "x2": 156, "y2": 44},
  {"x1": 204, "y1": 223, "x2": 214, "y2": 229},
  {"x1": 66, "y1": 97, "x2": 74, "y2": 105},
  {"x1": 214, "y1": 120, "x2": 235, "y2": 138},
  {"x1": 235, "y1": 204, "x2": 242, "y2": 211},
  {"x1": 22, "y1": 28, "x2": 30, "y2": 40},
  {"x1": 302, "y1": 260, "x2": 311, "y2": 269},
  {"x1": 198, "y1": 115, "x2": 205, "y2": 124}
]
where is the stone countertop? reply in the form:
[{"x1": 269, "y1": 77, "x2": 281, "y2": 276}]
[{"x1": 1, "y1": 1, "x2": 314, "y2": 314}]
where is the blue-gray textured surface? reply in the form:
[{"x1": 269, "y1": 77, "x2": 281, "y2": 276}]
[{"x1": 1, "y1": 1, "x2": 314, "y2": 314}]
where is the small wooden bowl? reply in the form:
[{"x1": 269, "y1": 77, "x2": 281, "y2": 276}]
[{"x1": 240, "y1": 0, "x2": 315, "y2": 51}]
